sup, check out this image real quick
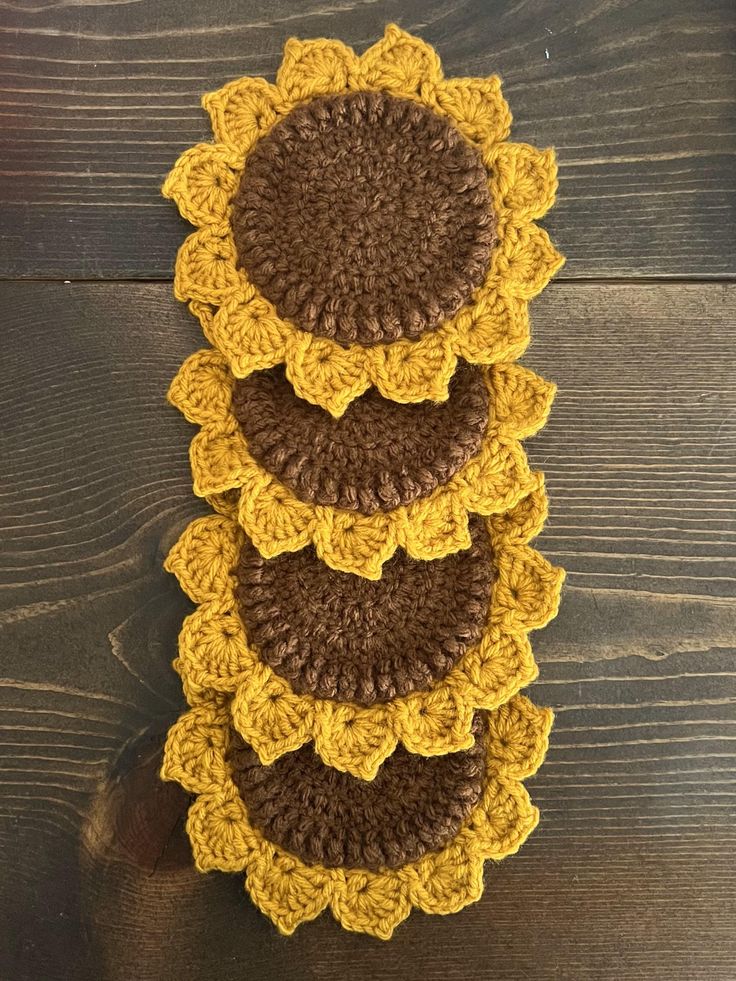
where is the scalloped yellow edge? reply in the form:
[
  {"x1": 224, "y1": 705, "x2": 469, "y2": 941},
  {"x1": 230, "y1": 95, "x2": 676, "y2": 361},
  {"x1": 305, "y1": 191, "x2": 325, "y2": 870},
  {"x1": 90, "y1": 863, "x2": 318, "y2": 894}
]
[
  {"x1": 161, "y1": 688, "x2": 553, "y2": 939},
  {"x1": 168, "y1": 348, "x2": 556, "y2": 579},
  {"x1": 162, "y1": 24, "x2": 564, "y2": 417},
  {"x1": 165, "y1": 475, "x2": 564, "y2": 779}
]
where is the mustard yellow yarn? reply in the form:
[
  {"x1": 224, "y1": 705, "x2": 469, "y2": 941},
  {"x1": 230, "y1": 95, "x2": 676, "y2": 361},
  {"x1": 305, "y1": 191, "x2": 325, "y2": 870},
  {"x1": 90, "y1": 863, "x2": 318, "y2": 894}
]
[
  {"x1": 168, "y1": 349, "x2": 555, "y2": 579},
  {"x1": 160, "y1": 689, "x2": 552, "y2": 939},
  {"x1": 163, "y1": 24, "x2": 563, "y2": 417},
  {"x1": 159, "y1": 24, "x2": 565, "y2": 939},
  {"x1": 165, "y1": 476, "x2": 563, "y2": 779}
]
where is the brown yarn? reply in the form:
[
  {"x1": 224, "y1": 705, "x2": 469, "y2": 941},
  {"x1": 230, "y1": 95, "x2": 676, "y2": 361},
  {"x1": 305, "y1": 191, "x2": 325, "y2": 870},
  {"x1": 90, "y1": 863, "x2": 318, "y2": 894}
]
[
  {"x1": 232, "y1": 362, "x2": 489, "y2": 515},
  {"x1": 231, "y1": 91, "x2": 495, "y2": 346},
  {"x1": 234, "y1": 516, "x2": 494, "y2": 706},
  {"x1": 227, "y1": 715, "x2": 487, "y2": 870}
]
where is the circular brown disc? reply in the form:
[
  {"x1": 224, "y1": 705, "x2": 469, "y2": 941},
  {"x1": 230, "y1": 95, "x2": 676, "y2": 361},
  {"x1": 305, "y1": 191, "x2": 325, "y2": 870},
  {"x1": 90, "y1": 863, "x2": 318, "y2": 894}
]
[
  {"x1": 232, "y1": 362, "x2": 489, "y2": 515},
  {"x1": 231, "y1": 91, "x2": 495, "y2": 346},
  {"x1": 227, "y1": 715, "x2": 487, "y2": 870},
  {"x1": 235, "y1": 516, "x2": 494, "y2": 707}
]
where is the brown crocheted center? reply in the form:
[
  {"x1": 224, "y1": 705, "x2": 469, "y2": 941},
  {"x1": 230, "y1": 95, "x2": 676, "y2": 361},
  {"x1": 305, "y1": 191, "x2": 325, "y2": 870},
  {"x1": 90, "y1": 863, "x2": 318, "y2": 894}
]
[
  {"x1": 235, "y1": 516, "x2": 494, "y2": 707},
  {"x1": 231, "y1": 91, "x2": 495, "y2": 346},
  {"x1": 227, "y1": 715, "x2": 487, "y2": 870},
  {"x1": 232, "y1": 362, "x2": 489, "y2": 515}
]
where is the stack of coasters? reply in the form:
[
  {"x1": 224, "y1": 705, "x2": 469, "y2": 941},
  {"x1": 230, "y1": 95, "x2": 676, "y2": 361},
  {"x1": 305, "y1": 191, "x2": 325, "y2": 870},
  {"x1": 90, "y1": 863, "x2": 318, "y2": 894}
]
[{"x1": 161, "y1": 24, "x2": 564, "y2": 939}]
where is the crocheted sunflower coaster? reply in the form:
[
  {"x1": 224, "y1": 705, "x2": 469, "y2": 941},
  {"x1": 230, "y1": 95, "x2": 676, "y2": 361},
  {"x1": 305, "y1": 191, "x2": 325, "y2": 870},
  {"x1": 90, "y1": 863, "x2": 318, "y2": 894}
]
[
  {"x1": 161, "y1": 689, "x2": 552, "y2": 939},
  {"x1": 169, "y1": 351, "x2": 555, "y2": 578},
  {"x1": 165, "y1": 480, "x2": 563, "y2": 779},
  {"x1": 163, "y1": 24, "x2": 563, "y2": 416}
]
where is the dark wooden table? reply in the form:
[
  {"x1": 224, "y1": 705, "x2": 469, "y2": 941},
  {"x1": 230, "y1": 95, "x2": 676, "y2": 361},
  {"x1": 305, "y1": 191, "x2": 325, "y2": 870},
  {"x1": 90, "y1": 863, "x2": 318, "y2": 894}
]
[{"x1": 1, "y1": 2, "x2": 735, "y2": 979}]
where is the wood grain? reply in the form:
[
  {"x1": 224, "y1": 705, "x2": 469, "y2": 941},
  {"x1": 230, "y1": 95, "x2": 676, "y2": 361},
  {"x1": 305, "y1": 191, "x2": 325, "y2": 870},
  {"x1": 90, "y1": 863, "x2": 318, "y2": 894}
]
[
  {"x1": 1, "y1": 281, "x2": 734, "y2": 979},
  {"x1": 0, "y1": 0, "x2": 735, "y2": 279}
]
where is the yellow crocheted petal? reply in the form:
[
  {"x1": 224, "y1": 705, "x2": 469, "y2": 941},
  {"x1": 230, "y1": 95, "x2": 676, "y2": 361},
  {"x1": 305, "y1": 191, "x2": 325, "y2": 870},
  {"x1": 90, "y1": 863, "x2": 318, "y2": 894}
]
[
  {"x1": 202, "y1": 75, "x2": 280, "y2": 151},
  {"x1": 167, "y1": 347, "x2": 232, "y2": 426},
  {"x1": 312, "y1": 508, "x2": 399, "y2": 579},
  {"x1": 245, "y1": 850, "x2": 333, "y2": 935},
  {"x1": 313, "y1": 703, "x2": 397, "y2": 780},
  {"x1": 189, "y1": 422, "x2": 251, "y2": 497},
  {"x1": 462, "y1": 627, "x2": 538, "y2": 709},
  {"x1": 237, "y1": 471, "x2": 315, "y2": 557},
  {"x1": 486, "y1": 472, "x2": 547, "y2": 546},
  {"x1": 230, "y1": 663, "x2": 314, "y2": 763},
  {"x1": 285, "y1": 333, "x2": 371, "y2": 418},
  {"x1": 212, "y1": 293, "x2": 290, "y2": 378},
  {"x1": 160, "y1": 702, "x2": 230, "y2": 795},
  {"x1": 492, "y1": 544, "x2": 565, "y2": 632},
  {"x1": 276, "y1": 36, "x2": 356, "y2": 103},
  {"x1": 206, "y1": 488, "x2": 240, "y2": 520},
  {"x1": 397, "y1": 683, "x2": 476, "y2": 756},
  {"x1": 162, "y1": 142, "x2": 243, "y2": 227},
  {"x1": 173, "y1": 226, "x2": 241, "y2": 305},
  {"x1": 164, "y1": 514, "x2": 241, "y2": 603},
  {"x1": 176, "y1": 601, "x2": 249, "y2": 699},
  {"x1": 456, "y1": 437, "x2": 533, "y2": 517},
  {"x1": 487, "y1": 696, "x2": 554, "y2": 780},
  {"x1": 410, "y1": 841, "x2": 484, "y2": 916},
  {"x1": 454, "y1": 289, "x2": 529, "y2": 364},
  {"x1": 432, "y1": 76, "x2": 511, "y2": 144},
  {"x1": 331, "y1": 868, "x2": 414, "y2": 941},
  {"x1": 353, "y1": 23, "x2": 442, "y2": 98},
  {"x1": 491, "y1": 363, "x2": 556, "y2": 440},
  {"x1": 464, "y1": 776, "x2": 539, "y2": 861},
  {"x1": 374, "y1": 330, "x2": 457, "y2": 404},
  {"x1": 402, "y1": 487, "x2": 471, "y2": 562},
  {"x1": 492, "y1": 221, "x2": 565, "y2": 300},
  {"x1": 487, "y1": 142, "x2": 558, "y2": 221},
  {"x1": 187, "y1": 789, "x2": 254, "y2": 873}
]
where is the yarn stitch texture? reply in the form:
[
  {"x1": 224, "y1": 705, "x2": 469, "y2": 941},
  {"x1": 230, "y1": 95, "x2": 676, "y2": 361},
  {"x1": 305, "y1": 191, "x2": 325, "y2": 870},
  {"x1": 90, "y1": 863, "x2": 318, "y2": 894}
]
[
  {"x1": 161, "y1": 689, "x2": 552, "y2": 939},
  {"x1": 232, "y1": 90, "x2": 497, "y2": 346},
  {"x1": 227, "y1": 518, "x2": 495, "y2": 703},
  {"x1": 161, "y1": 23, "x2": 565, "y2": 939},
  {"x1": 226, "y1": 715, "x2": 491, "y2": 870},
  {"x1": 169, "y1": 349, "x2": 555, "y2": 579},
  {"x1": 163, "y1": 23, "x2": 563, "y2": 416},
  {"x1": 165, "y1": 478, "x2": 562, "y2": 779},
  {"x1": 230, "y1": 361, "x2": 491, "y2": 515}
]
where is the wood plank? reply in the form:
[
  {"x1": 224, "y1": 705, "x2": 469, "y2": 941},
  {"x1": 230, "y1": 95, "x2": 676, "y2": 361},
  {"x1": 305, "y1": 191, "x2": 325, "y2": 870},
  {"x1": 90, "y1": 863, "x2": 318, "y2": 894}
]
[
  {"x1": 1, "y1": 280, "x2": 734, "y2": 979},
  {"x1": 0, "y1": 0, "x2": 735, "y2": 279}
]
